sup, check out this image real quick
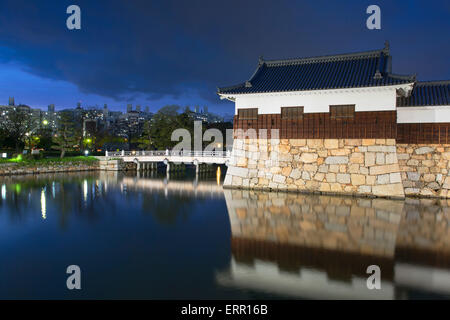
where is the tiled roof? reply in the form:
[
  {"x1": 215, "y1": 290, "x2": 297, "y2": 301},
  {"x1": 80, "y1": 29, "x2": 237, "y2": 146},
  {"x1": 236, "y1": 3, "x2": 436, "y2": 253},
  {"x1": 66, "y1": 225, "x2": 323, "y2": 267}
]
[
  {"x1": 397, "y1": 81, "x2": 450, "y2": 107},
  {"x1": 218, "y1": 44, "x2": 415, "y2": 95}
]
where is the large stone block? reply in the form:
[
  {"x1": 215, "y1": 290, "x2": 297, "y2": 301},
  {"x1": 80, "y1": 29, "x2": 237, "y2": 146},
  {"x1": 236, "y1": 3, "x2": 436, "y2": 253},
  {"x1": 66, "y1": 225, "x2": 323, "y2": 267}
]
[
  {"x1": 415, "y1": 147, "x2": 435, "y2": 154},
  {"x1": 290, "y1": 139, "x2": 307, "y2": 146},
  {"x1": 324, "y1": 139, "x2": 339, "y2": 149},
  {"x1": 300, "y1": 153, "x2": 318, "y2": 163},
  {"x1": 350, "y1": 153, "x2": 364, "y2": 164},
  {"x1": 325, "y1": 156, "x2": 348, "y2": 165},
  {"x1": 273, "y1": 174, "x2": 286, "y2": 184},
  {"x1": 351, "y1": 174, "x2": 366, "y2": 186},
  {"x1": 407, "y1": 171, "x2": 420, "y2": 181},
  {"x1": 367, "y1": 146, "x2": 396, "y2": 153},
  {"x1": 227, "y1": 166, "x2": 249, "y2": 178},
  {"x1": 289, "y1": 168, "x2": 302, "y2": 180},
  {"x1": 336, "y1": 173, "x2": 350, "y2": 184},
  {"x1": 369, "y1": 164, "x2": 399, "y2": 175},
  {"x1": 372, "y1": 183, "x2": 405, "y2": 198}
]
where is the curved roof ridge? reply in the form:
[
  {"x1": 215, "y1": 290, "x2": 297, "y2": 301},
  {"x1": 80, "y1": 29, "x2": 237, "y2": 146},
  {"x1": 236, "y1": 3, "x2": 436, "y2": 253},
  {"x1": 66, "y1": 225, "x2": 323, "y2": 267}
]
[
  {"x1": 387, "y1": 72, "x2": 416, "y2": 81},
  {"x1": 415, "y1": 80, "x2": 450, "y2": 86},
  {"x1": 264, "y1": 48, "x2": 385, "y2": 67}
]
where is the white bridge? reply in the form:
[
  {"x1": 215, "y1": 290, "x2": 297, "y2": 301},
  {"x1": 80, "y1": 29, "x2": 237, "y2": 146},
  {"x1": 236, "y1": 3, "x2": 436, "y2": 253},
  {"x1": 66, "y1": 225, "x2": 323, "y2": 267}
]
[{"x1": 105, "y1": 150, "x2": 231, "y2": 172}]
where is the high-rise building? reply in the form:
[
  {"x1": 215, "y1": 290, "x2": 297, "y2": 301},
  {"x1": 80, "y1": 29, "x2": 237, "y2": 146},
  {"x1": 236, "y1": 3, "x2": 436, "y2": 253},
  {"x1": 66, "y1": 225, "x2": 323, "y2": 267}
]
[
  {"x1": 203, "y1": 106, "x2": 208, "y2": 114},
  {"x1": 8, "y1": 97, "x2": 14, "y2": 106},
  {"x1": 136, "y1": 105, "x2": 141, "y2": 113},
  {"x1": 77, "y1": 102, "x2": 81, "y2": 108},
  {"x1": 145, "y1": 106, "x2": 150, "y2": 113},
  {"x1": 48, "y1": 104, "x2": 55, "y2": 112},
  {"x1": 194, "y1": 106, "x2": 199, "y2": 113},
  {"x1": 127, "y1": 104, "x2": 132, "y2": 113}
]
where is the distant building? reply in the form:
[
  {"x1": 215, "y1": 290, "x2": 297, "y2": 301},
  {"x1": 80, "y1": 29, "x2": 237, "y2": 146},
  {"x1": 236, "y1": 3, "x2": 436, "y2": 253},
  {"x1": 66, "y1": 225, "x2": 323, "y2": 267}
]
[
  {"x1": 136, "y1": 105, "x2": 141, "y2": 113},
  {"x1": 8, "y1": 97, "x2": 14, "y2": 106},
  {"x1": 48, "y1": 104, "x2": 55, "y2": 113},
  {"x1": 145, "y1": 106, "x2": 150, "y2": 113},
  {"x1": 127, "y1": 104, "x2": 132, "y2": 113}
]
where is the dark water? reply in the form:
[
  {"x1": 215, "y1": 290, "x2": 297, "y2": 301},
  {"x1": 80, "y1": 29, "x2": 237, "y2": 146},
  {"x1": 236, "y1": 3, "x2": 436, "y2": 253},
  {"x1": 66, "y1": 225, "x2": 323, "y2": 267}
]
[{"x1": 0, "y1": 170, "x2": 449, "y2": 299}]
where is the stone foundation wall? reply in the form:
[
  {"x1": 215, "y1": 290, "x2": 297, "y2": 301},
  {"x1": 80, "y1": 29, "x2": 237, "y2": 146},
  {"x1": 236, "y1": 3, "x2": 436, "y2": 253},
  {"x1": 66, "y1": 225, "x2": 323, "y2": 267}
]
[
  {"x1": 224, "y1": 138, "x2": 405, "y2": 199},
  {"x1": 0, "y1": 163, "x2": 99, "y2": 176},
  {"x1": 397, "y1": 144, "x2": 450, "y2": 198},
  {"x1": 98, "y1": 158, "x2": 137, "y2": 171}
]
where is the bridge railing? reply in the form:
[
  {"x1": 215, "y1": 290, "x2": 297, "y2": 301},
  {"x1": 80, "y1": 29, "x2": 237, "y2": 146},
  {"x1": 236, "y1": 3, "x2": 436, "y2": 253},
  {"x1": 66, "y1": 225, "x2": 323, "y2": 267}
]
[{"x1": 106, "y1": 150, "x2": 230, "y2": 158}]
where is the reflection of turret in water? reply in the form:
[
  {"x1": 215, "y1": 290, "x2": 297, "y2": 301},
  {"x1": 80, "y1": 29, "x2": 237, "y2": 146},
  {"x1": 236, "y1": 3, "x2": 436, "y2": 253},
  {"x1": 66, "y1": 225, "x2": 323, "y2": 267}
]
[{"x1": 219, "y1": 189, "x2": 450, "y2": 299}]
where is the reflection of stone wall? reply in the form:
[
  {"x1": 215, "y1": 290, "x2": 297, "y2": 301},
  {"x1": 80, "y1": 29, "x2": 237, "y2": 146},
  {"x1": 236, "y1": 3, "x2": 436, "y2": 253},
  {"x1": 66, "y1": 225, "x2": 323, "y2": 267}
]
[
  {"x1": 224, "y1": 138, "x2": 405, "y2": 198},
  {"x1": 395, "y1": 198, "x2": 450, "y2": 267},
  {"x1": 397, "y1": 144, "x2": 450, "y2": 197},
  {"x1": 224, "y1": 189, "x2": 404, "y2": 257}
]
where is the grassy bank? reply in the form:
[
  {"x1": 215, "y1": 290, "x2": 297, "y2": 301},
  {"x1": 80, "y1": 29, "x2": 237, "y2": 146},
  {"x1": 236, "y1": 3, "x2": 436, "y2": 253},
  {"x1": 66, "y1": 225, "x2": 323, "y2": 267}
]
[{"x1": 0, "y1": 156, "x2": 99, "y2": 167}]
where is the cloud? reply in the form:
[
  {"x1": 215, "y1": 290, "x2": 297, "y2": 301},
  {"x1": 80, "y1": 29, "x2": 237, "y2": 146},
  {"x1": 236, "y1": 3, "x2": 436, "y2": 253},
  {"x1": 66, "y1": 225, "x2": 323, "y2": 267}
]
[{"x1": 0, "y1": 0, "x2": 448, "y2": 110}]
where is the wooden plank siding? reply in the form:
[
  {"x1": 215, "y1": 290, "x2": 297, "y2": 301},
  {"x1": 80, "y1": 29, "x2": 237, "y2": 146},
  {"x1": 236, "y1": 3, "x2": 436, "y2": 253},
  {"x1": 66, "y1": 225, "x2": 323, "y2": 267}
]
[
  {"x1": 233, "y1": 111, "x2": 397, "y2": 139},
  {"x1": 397, "y1": 123, "x2": 450, "y2": 144}
]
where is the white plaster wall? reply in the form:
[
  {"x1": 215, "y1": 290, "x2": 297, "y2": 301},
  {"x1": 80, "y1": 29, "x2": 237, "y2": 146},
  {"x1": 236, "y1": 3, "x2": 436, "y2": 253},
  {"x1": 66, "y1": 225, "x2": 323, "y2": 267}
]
[
  {"x1": 397, "y1": 106, "x2": 450, "y2": 123},
  {"x1": 231, "y1": 87, "x2": 400, "y2": 115}
]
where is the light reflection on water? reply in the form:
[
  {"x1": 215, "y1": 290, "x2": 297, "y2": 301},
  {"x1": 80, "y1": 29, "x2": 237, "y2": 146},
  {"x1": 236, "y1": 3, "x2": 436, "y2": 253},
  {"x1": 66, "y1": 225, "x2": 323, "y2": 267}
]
[{"x1": 0, "y1": 171, "x2": 449, "y2": 299}]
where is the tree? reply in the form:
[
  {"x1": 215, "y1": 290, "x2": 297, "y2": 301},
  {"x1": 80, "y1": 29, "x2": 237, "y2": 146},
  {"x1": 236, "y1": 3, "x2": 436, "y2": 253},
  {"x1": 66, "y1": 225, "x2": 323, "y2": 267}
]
[
  {"x1": 35, "y1": 127, "x2": 54, "y2": 150},
  {"x1": 0, "y1": 108, "x2": 33, "y2": 153},
  {"x1": 52, "y1": 111, "x2": 79, "y2": 158},
  {"x1": 147, "y1": 105, "x2": 198, "y2": 150},
  {"x1": 132, "y1": 120, "x2": 154, "y2": 150}
]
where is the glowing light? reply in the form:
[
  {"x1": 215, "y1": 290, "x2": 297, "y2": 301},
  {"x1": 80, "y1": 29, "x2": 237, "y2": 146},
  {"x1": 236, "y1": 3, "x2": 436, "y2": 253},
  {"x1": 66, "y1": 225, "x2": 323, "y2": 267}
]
[
  {"x1": 84, "y1": 150, "x2": 89, "y2": 156},
  {"x1": 41, "y1": 189, "x2": 46, "y2": 220},
  {"x1": 216, "y1": 166, "x2": 221, "y2": 185},
  {"x1": 83, "y1": 180, "x2": 88, "y2": 203},
  {"x1": 42, "y1": 119, "x2": 48, "y2": 125},
  {"x1": 1, "y1": 184, "x2": 6, "y2": 200}
]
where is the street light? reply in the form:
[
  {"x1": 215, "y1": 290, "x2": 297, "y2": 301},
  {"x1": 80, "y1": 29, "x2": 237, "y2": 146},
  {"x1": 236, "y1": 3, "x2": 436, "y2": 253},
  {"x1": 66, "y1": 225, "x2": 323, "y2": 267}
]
[
  {"x1": 84, "y1": 150, "x2": 89, "y2": 156},
  {"x1": 42, "y1": 119, "x2": 48, "y2": 126}
]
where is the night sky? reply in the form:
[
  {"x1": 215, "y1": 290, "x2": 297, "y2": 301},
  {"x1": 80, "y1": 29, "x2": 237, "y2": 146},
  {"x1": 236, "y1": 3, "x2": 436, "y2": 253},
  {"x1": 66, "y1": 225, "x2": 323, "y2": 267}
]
[{"x1": 0, "y1": 0, "x2": 448, "y2": 115}]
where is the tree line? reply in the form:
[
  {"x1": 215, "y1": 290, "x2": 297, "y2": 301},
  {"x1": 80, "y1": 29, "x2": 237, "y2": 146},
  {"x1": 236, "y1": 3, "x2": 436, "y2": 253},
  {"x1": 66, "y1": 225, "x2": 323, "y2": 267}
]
[{"x1": 0, "y1": 105, "x2": 232, "y2": 158}]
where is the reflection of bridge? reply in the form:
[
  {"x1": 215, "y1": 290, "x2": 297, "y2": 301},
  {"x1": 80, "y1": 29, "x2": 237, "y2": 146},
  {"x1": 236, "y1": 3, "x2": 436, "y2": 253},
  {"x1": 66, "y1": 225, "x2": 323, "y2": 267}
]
[
  {"x1": 106, "y1": 150, "x2": 231, "y2": 172},
  {"x1": 120, "y1": 176, "x2": 224, "y2": 198}
]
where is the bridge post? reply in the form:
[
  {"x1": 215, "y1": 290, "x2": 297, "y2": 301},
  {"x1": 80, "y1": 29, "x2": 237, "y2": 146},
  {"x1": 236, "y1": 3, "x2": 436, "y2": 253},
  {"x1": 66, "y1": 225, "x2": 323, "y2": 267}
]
[
  {"x1": 105, "y1": 150, "x2": 109, "y2": 157},
  {"x1": 121, "y1": 150, "x2": 125, "y2": 156},
  {"x1": 166, "y1": 162, "x2": 170, "y2": 174}
]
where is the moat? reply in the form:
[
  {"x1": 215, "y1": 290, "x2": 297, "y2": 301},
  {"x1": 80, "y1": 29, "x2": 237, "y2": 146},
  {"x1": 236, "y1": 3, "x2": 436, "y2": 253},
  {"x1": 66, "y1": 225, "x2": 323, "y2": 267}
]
[{"x1": 0, "y1": 171, "x2": 449, "y2": 299}]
